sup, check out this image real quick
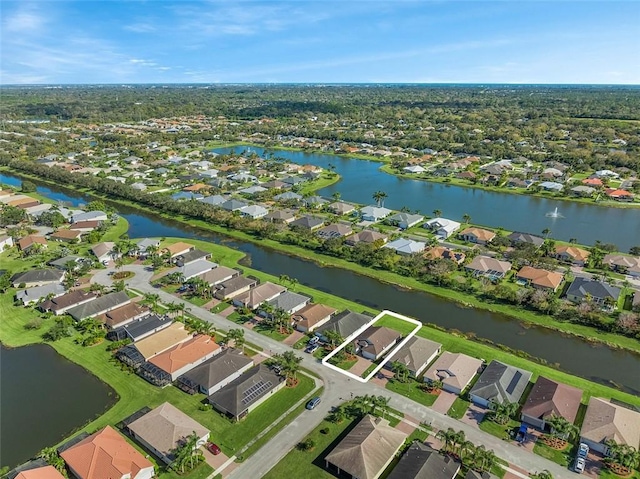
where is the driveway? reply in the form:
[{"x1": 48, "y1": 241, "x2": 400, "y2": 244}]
[
  {"x1": 460, "y1": 403, "x2": 488, "y2": 428},
  {"x1": 431, "y1": 390, "x2": 457, "y2": 414}
]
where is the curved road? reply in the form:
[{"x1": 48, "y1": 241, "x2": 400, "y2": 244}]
[{"x1": 93, "y1": 265, "x2": 578, "y2": 479}]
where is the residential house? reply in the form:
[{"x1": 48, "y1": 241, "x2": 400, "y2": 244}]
[
  {"x1": 423, "y1": 218, "x2": 462, "y2": 239},
  {"x1": 403, "y1": 165, "x2": 426, "y2": 174},
  {"x1": 606, "y1": 189, "x2": 634, "y2": 202},
  {"x1": 197, "y1": 195, "x2": 228, "y2": 207},
  {"x1": 603, "y1": 254, "x2": 640, "y2": 278},
  {"x1": 292, "y1": 303, "x2": 337, "y2": 332},
  {"x1": 240, "y1": 204, "x2": 269, "y2": 219},
  {"x1": 120, "y1": 314, "x2": 173, "y2": 342},
  {"x1": 99, "y1": 303, "x2": 148, "y2": 329},
  {"x1": 17, "y1": 235, "x2": 47, "y2": 253},
  {"x1": 265, "y1": 209, "x2": 296, "y2": 224},
  {"x1": 384, "y1": 336, "x2": 442, "y2": 377},
  {"x1": 273, "y1": 191, "x2": 303, "y2": 202},
  {"x1": 60, "y1": 426, "x2": 154, "y2": 479},
  {"x1": 40, "y1": 290, "x2": 97, "y2": 316},
  {"x1": 127, "y1": 402, "x2": 210, "y2": 464},
  {"x1": 290, "y1": 215, "x2": 324, "y2": 231},
  {"x1": 180, "y1": 259, "x2": 217, "y2": 280},
  {"x1": 580, "y1": 397, "x2": 640, "y2": 454},
  {"x1": 164, "y1": 242, "x2": 195, "y2": 259},
  {"x1": 465, "y1": 256, "x2": 512, "y2": 279},
  {"x1": 304, "y1": 196, "x2": 329, "y2": 208},
  {"x1": 595, "y1": 170, "x2": 620, "y2": 179},
  {"x1": 172, "y1": 191, "x2": 203, "y2": 201},
  {"x1": 459, "y1": 227, "x2": 496, "y2": 245},
  {"x1": 177, "y1": 349, "x2": 254, "y2": 395},
  {"x1": 424, "y1": 246, "x2": 466, "y2": 264},
  {"x1": 465, "y1": 471, "x2": 499, "y2": 479},
  {"x1": 70, "y1": 211, "x2": 108, "y2": 223},
  {"x1": 220, "y1": 199, "x2": 249, "y2": 212},
  {"x1": 174, "y1": 249, "x2": 211, "y2": 266},
  {"x1": 207, "y1": 364, "x2": 286, "y2": 420},
  {"x1": 133, "y1": 323, "x2": 192, "y2": 360},
  {"x1": 146, "y1": 335, "x2": 221, "y2": 382},
  {"x1": 521, "y1": 376, "x2": 583, "y2": 431},
  {"x1": 11, "y1": 269, "x2": 64, "y2": 288},
  {"x1": 315, "y1": 310, "x2": 373, "y2": 342},
  {"x1": 67, "y1": 291, "x2": 131, "y2": 321},
  {"x1": 583, "y1": 178, "x2": 603, "y2": 187},
  {"x1": 360, "y1": 205, "x2": 393, "y2": 222},
  {"x1": 554, "y1": 245, "x2": 590, "y2": 266},
  {"x1": 329, "y1": 202, "x2": 356, "y2": 215},
  {"x1": 233, "y1": 282, "x2": 286, "y2": 310},
  {"x1": 508, "y1": 232, "x2": 545, "y2": 249},
  {"x1": 0, "y1": 234, "x2": 14, "y2": 250},
  {"x1": 345, "y1": 230, "x2": 388, "y2": 246},
  {"x1": 516, "y1": 266, "x2": 564, "y2": 292},
  {"x1": 566, "y1": 278, "x2": 621, "y2": 309},
  {"x1": 571, "y1": 185, "x2": 596, "y2": 197},
  {"x1": 355, "y1": 326, "x2": 401, "y2": 361},
  {"x1": 324, "y1": 414, "x2": 407, "y2": 479},
  {"x1": 316, "y1": 223, "x2": 353, "y2": 240},
  {"x1": 538, "y1": 181, "x2": 564, "y2": 192},
  {"x1": 384, "y1": 238, "x2": 426, "y2": 255},
  {"x1": 91, "y1": 242, "x2": 115, "y2": 264},
  {"x1": 14, "y1": 466, "x2": 65, "y2": 479},
  {"x1": 387, "y1": 212, "x2": 425, "y2": 230},
  {"x1": 16, "y1": 283, "x2": 66, "y2": 306},
  {"x1": 423, "y1": 352, "x2": 483, "y2": 394},
  {"x1": 469, "y1": 360, "x2": 533, "y2": 408},
  {"x1": 264, "y1": 291, "x2": 311, "y2": 315},
  {"x1": 50, "y1": 229, "x2": 83, "y2": 244},
  {"x1": 388, "y1": 442, "x2": 461, "y2": 479},
  {"x1": 214, "y1": 276, "x2": 258, "y2": 300},
  {"x1": 136, "y1": 238, "x2": 160, "y2": 257},
  {"x1": 68, "y1": 220, "x2": 101, "y2": 232},
  {"x1": 198, "y1": 266, "x2": 240, "y2": 286}
]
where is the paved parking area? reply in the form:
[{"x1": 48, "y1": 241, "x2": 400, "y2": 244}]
[
  {"x1": 349, "y1": 356, "x2": 374, "y2": 377},
  {"x1": 431, "y1": 390, "x2": 458, "y2": 414},
  {"x1": 460, "y1": 403, "x2": 487, "y2": 428}
]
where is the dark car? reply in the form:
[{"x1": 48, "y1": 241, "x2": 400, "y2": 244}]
[
  {"x1": 206, "y1": 442, "x2": 221, "y2": 455},
  {"x1": 306, "y1": 397, "x2": 321, "y2": 410}
]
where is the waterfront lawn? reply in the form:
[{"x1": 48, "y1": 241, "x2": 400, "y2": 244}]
[
  {"x1": 101, "y1": 216, "x2": 129, "y2": 242},
  {"x1": 374, "y1": 313, "x2": 419, "y2": 336},
  {"x1": 533, "y1": 440, "x2": 572, "y2": 467},
  {"x1": 447, "y1": 397, "x2": 471, "y2": 419},
  {"x1": 385, "y1": 379, "x2": 439, "y2": 408},
  {"x1": 478, "y1": 418, "x2": 520, "y2": 441}
]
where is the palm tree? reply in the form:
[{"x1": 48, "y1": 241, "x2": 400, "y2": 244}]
[
  {"x1": 531, "y1": 471, "x2": 554, "y2": 479},
  {"x1": 542, "y1": 228, "x2": 551, "y2": 239},
  {"x1": 462, "y1": 213, "x2": 471, "y2": 224},
  {"x1": 171, "y1": 431, "x2": 202, "y2": 473},
  {"x1": 226, "y1": 328, "x2": 245, "y2": 351},
  {"x1": 432, "y1": 209, "x2": 442, "y2": 218},
  {"x1": 323, "y1": 330, "x2": 344, "y2": 350},
  {"x1": 569, "y1": 238, "x2": 577, "y2": 244},
  {"x1": 489, "y1": 400, "x2": 518, "y2": 425},
  {"x1": 142, "y1": 293, "x2": 160, "y2": 311},
  {"x1": 328, "y1": 404, "x2": 348, "y2": 423},
  {"x1": 436, "y1": 428, "x2": 457, "y2": 454},
  {"x1": 391, "y1": 361, "x2": 410, "y2": 383},
  {"x1": 331, "y1": 191, "x2": 341, "y2": 202},
  {"x1": 452, "y1": 429, "x2": 466, "y2": 456},
  {"x1": 373, "y1": 395, "x2": 390, "y2": 419},
  {"x1": 280, "y1": 350, "x2": 302, "y2": 386},
  {"x1": 546, "y1": 414, "x2": 579, "y2": 444},
  {"x1": 372, "y1": 190, "x2": 388, "y2": 207},
  {"x1": 38, "y1": 446, "x2": 65, "y2": 473}
]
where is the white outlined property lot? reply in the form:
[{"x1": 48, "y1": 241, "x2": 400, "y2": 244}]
[{"x1": 321, "y1": 310, "x2": 422, "y2": 383}]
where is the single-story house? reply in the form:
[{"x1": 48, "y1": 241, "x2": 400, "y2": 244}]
[
  {"x1": 292, "y1": 303, "x2": 337, "y2": 332},
  {"x1": 388, "y1": 442, "x2": 461, "y2": 479},
  {"x1": 304, "y1": 195, "x2": 329, "y2": 208},
  {"x1": 47, "y1": 255, "x2": 83, "y2": 271},
  {"x1": 273, "y1": 191, "x2": 303, "y2": 202},
  {"x1": 127, "y1": 402, "x2": 210, "y2": 464},
  {"x1": 164, "y1": 241, "x2": 195, "y2": 259},
  {"x1": 11, "y1": 269, "x2": 64, "y2": 288},
  {"x1": 360, "y1": 205, "x2": 393, "y2": 222},
  {"x1": 214, "y1": 276, "x2": 259, "y2": 300},
  {"x1": 180, "y1": 259, "x2": 218, "y2": 280},
  {"x1": 516, "y1": 266, "x2": 564, "y2": 292},
  {"x1": 67, "y1": 291, "x2": 130, "y2": 322},
  {"x1": 146, "y1": 334, "x2": 221, "y2": 382},
  {"x1": 465, "y1": 256, "x2": 512, "y2": 279},
  {"x1": 423, "y1": 352, "x2": 483, "y2": 394},
  {"x1": 424, "y1": 246, "x2": 466, "y2": 264},
  {"x1": 387, "y1": 212, "x2": 424, "y2": 230},
  {"x1": 521, "y1": 376, "x2": 583, "y2": 431},
  {"x1": 239, "y1": 204, "x2": 269, "y2": 219},
  {"x1": 60, "y1": 426, "x2": 154, "y2": 479},
  {"x1": 566, "y1": 277, "x2": 621, "y2": 309},
  {"x1": 91, "y1": 242, "x2": 116, "y2": 263},
  {"x1": 315, "y1": 310, "x2": 373, "y2": 342},
  {"x1": 355, "y1": 326, "x2": 401, "y2": 361},
  {"x1": 329, "y1": 201, "x2": 356, "y2": 215},
  {"x1": 384, "y1": 238, "x2": 426, "y2": 255},
  {"x1": 538, "y1": 181, "x2": 564, "y2": 192},
  {"x1": 99, "y1": 302, "x2": 148, "y2": 329},
  {"x1": 325, "y1": 414, "x2": 407, "y2": 479},
  {"x1": 198, "y1": 265, "x2": 240, "y2": 286},
  {"x1": 16, "y1": 283, "x2": 66, "y2": 306},
  {"x1": 174, "y1": 249, "x2": 211, "y2": 266},
  {"x1": 121, "y1": 314, "x2": 173, "y2": 342},
  {"x1": 403, "y1": 165, "x2": 426, "y2": 174},
  {"x1": 264, "y1": 291, "x2": 311, "y2": 315},
  {"x1": 40, "y1": 290, "x2": 97, "y2": 315},
  {"x1": 290, "y1": 215, "x2": 325, "y2": 231},
  {"x1": 580, "y1": 397, "x2": 640, "y2": 454},
  {"x1": 469, "y1": 360, "x2": 533, "y2": 407},
  {"x1": 459, "y1": 227, "x2": 496, "y2": 245},
  {"x1": 70, "y1": 211, "x2": 108, "y2": 223},
  {"x1": 603, "y1": 254, "x2": 640, "y2": 277},
  {"x1": 316, "y1": 223, "x2": 353, "y2": 240},
  {"x1": 208, "y1": 364, "x2": 286, "y2": 421},
  {"x1": 50, "y1": 229, "x2": 83, "y2": 244},
  {"x1": 345, "y1": 230, "x2": 389, "y2": 246},
  {"x1": 265, "y1": 209, "x2": 296, "y2": 224},
  {"x1": 384, "y1": 336, "x2": 442, "y2": 377},
  {"x1": 571, "y1": 185, "x2": 596, "y2": 197},
  {"x1": 133, "y1": 323, "x2": 192, "y2": 360},
  {"x1": 238, "y1": 185, "x2": 267, "y2": 196},
  {"x1": 70, "y1": 220, "x2": 101, "y2": 232},
  {"x1": 554, "y1": 245, "x2": 590, "y2": 266},
  {"x1": 136, "y1": 238, "x2": 160, "y2": 257},
  {"x1": 233, "y1": 282, "x2": 286, "y2": 309},
  {"x1": 0, "y1": 234, "x2": 14, "y2": 250},
  {"x1": 177, "y1": 348, "x2": 254, "y2": 396},
  {"x1": 508, "y1": 232, "x2": 545, "y2": 248},
  {"x1": 605, "y1": 188, "x2": 634, "y2": 201},
  {"x1": 17, "y1": 235, "x2": 47, "y2": 253},
  {"x1": 197, "y1": 195, "x2": 228, "y2": 207}
]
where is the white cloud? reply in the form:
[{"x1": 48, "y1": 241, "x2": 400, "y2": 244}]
[
  {"x1": 123, "y1": 22, "x2": 157, "y2": 33},
  {"x1": 3, "y1": 9, "x2": 46, "y2": 33}
]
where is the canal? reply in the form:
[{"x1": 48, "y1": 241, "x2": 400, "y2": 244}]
[
  {"x1": 1, "y1": 171, "x2": 639, "y2": 396},
  {"x1": 212, "y1": 146, "x2": 640, "y2": 252},
  {"x1": 0, "y1": 344, "x2": 117, "y2": 468}
]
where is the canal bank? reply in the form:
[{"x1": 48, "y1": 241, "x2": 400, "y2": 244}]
[{"x1": 2, "y1": 171, "x2": 640, "y2": 395}]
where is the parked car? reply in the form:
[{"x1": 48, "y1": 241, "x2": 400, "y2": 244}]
[
  {"x1": 305, "y1": 344, "x2": 319, "y2": 354},
  {"x1": 574, "y1": 457, "x2": 586, "y2": 474},
  {"x1": 308, "y1": 336, "x2": 320, "y2": 346},
  {"x1": 578, "y1": 443, "x2": 589, "y2": 458},
  {"x1": 206, "y1": 443, "x2": 221, "y2": 455},
  {"x1": 306, "y1": 397, "x2": 321, "y2": 410}
]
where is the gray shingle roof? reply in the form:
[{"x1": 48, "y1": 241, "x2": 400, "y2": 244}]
[
  {"x1": 316, "y1": 310, "x2": 372, "y2": 339},
  {"x1": 179, "y1": 349, "x2": 253, "y2": 391},
  {"x1": 470, "y1": 360, "x2": 532, "y2": 404},
  {"x1": 67, "y1": 291, "x2": 130, "y2": 321},
  {"x1": 388, "y1": 442, "x2": 460, "y2": 479},
  {"x1": 266, "y1": 291, "x2": 310, "y2": 313},
  {"x1": 11, "y1": 269, "x2": 64, "y2": 286},
  {"x1": 566, "y1": 277, "x2": 621, "y2": 302}
]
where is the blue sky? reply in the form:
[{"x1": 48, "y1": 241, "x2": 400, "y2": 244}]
[{"x1": 1, "y1": 1, "x2": 639, "y2": 84}]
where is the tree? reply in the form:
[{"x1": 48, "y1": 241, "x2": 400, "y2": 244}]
[
  {"x1": 38, "y1": 446, "x2": 66, "y2": 472},
  {"x1": 546, "y1": 414, "x2": 579, "y2": 444},
  {"x1": 142, "y1": 293, "x2": 160, "y2": 311},
  {"x1": 327, "y1": 404, "x2": 348, "y2": 423},
  {"x1": 21, "y1": 180, "x2": 37, "y2": 193},
  {"x1": 331, "y1": 191, "x2": 341, "y2": 202},
  {"x1": 542, "y1": 228, "x2": 551, "y2": 239},
  {"x1": 630, "y1": 246, "x2": 640, "y2": 256},
  {"x1": 531, "y1": 470, "x2": 554, "y2": 479},
  {"x1": 391, "y1": 361, "x2": 410, "y2": 383},
  {"x1": 279, "y1": 350, "x2": 302, "y2": 386},
  {"x1": 432, "y1": 209, "x2": 442, "y2": 218},
  {"x1": 171, "y1": 431, "x2": 203, "y2": 473},
  {"x1": 226, "y1": 328, "x2": 246, "y2": 352},
  {"x1": 488, "y1": 400, "x2": 518, "y2": 425},
  {"x1": 323, "y1": 330, "x2": 344, "y2": 350},
  {"x1": 436, "y1": 428, "x2": 457, "y2": 453},
  {"x1": 462, "y1": 213, "x2": 471, "y2": 224},
  {"x1": 372, "y1": 190, "x2": 388, "y2": 207},
  {"x1": 372, "y1": 395, "x2": 390, "y2": 419}
]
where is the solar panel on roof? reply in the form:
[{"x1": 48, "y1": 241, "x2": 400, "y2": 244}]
[
  {"x1": 506, "y1": 371, "x2": 523, "y2": 394},
  {"x1": 241, "y1": 380, "x2": 273, "y2": 405}
]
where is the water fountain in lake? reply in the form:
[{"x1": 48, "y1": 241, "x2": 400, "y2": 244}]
[{"x1": 546, "y1": 207, "x2": 563, "y2": 218}]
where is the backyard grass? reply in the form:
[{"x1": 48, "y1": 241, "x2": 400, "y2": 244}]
[
  {"x1": 297, "y1": 172, "x2": 341, "y2": 196},
  {"x1": 374, "y1": 313, "x2": 420, "y2": 336},
  {"x1": 533, "y1": 440, "x2": 572, "y2": 467},
  {"x1": 598, "y1": 468, "x2": 640, "y2": 479},
  {"x1": 385, "y1": 380, "x2": 439, "y2": 407},
  {"x1": 478, "y1": 418, "x2": 520, "y2": 441},
  {"x1": 101, "y1": 216, "x2": 129, "y2": 242},
  {"x1": 447, "y1": 397, "x2": 471, "y2": 419}
]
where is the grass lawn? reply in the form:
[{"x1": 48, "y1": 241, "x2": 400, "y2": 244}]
[
  {"x1": 374, "y1": 313, "x2": 420, "y2": 336},
  {"x1": 297, "y1": 172, "x2": 341, "y2": 196},
  {"x1": 210, "y1": 301, "x2": 231, "y2": 314},
  {"x1": 533, "y1": 440, "x2": 572, "y2": 467},
  {"x1": 447, "y1": 397, "x2": 471, "y2": 419},
  {"x1": 598, "y1": 468, "x2": 640, "y2": 479},
  {"x1": 101, "y1": 216, "x2": 129, "y2": 242},
  {"x1": 385, "y1": 380, "x2": 439, "y2": 407},
  {"x1": 478, "y1": 418, "x2": 520, "y2": 440}
]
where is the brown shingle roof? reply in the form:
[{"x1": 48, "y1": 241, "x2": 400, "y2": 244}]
[
  {"x1": 357, "y1": 326, "x2": 401, "y2": 357},
  {"x1": 60, "y1": 426, "x2": 153, "y2": 479},
  {"x1": 149, "y1": 335, "x2": 220, "y2": 374},
  {"x1": 163, "y1": 241, "x2": 194, "y2": 257},
  {"x1": 18, "y1": 235, "x2": 47, "y2": 251},
  {"x1": 99, "y1": 302, "x2": 148, "y2": 328},
  {"x1": 521, "y1": 376, "x2": 582, "y2": 423},
  {"x1": 424, "y1": 352, "x2": 483, "y2": 391},
  {"x1": 555, "y1": 245, "x2": 590, "y2": 262},
  {"x1": 50, "y1": 229, "x2": 83, "y2": 241},
  {"x1": 581, "y1": 397, "x2": 640, "y2": 448},
  {"x1": 40, "y1": 290, "x2": 97, "y2": 313},
  {"x1": 233, "y1": 282, "x2": 286, "y2": 309},
  {"x1": 292, "y1": 303, "x2": 337, "y2": 330},
  {"x1": 460, "y1": 227, "x2": 496, "y2": 242}
]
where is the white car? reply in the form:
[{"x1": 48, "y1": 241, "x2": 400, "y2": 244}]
[
  {"x1": 574, "y1": 457, "x2": 586, "y2": 474},
  {"x1": 578, "y1": 443, "x2": 589, "y2": 458}
]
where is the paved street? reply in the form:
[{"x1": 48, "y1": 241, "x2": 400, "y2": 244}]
[{"x1": 93, "y1": 265, "x2": 578, "y2": 479}]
